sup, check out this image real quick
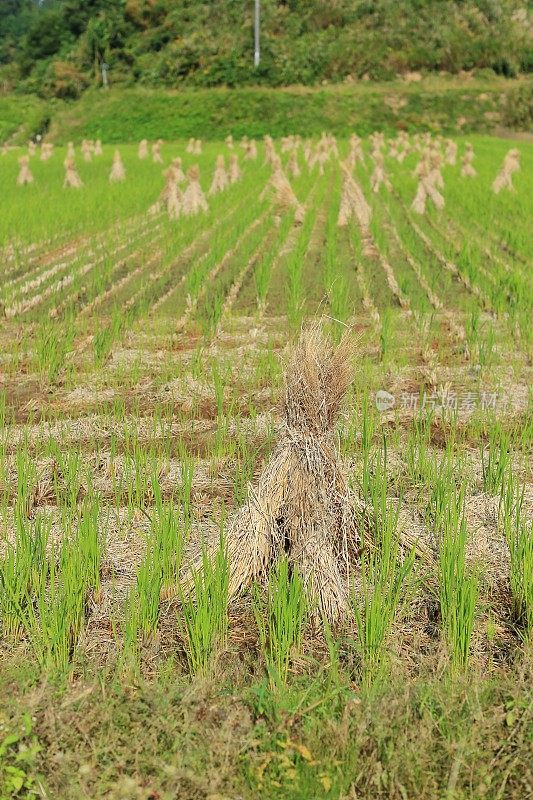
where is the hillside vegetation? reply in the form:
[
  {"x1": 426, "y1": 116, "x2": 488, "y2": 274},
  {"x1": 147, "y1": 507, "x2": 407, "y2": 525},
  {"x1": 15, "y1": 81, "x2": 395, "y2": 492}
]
[
  {"x1": 0, "y1": 1, "x2": 532, "y2": 99},
  {"x1": 2, "y1": 77, "x2": 533, "y2": 145}
]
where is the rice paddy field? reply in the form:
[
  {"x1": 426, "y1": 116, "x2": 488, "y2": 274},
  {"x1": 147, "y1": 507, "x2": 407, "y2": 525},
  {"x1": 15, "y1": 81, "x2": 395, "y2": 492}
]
[{"x1": 0, "y1": 134, "x2": 532, "y2": 799}]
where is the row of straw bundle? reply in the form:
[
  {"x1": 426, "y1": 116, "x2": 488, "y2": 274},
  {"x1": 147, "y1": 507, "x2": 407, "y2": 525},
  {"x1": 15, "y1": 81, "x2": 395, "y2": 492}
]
[{"x1": 186, "y1": 138, "x2": 202, "y2": 155}]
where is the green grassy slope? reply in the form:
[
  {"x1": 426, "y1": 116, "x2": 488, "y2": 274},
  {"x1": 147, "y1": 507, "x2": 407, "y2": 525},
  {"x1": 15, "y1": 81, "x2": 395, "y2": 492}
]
[{"x1": 2, "y1": 77, "x2": 531, "y2": 144}]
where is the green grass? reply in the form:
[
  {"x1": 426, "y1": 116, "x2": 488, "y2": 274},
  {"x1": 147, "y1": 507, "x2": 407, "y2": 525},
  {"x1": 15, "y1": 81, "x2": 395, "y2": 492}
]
[{"x1": 1, "y1": 77, "x2": 531, "y2": 145}]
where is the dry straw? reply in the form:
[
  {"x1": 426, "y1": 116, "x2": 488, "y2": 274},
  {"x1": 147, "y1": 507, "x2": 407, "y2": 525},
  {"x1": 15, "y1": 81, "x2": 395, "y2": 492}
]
[
  {"x1": 149, "y1": 164, "x2": 183, "y2": 218},
  {"x1": 208, "y1": 154, "x2": 229, "y2": 196},
  {"x1": 138, "y1": 139, "x2": 148, "y2": 160},
  {"x1": 370, "y1": 152, "x2": 392, "y2": 193},
  {"x1": 183, "y1": 323, "x2": 368, "y2": 621},
  {"x1": 461, "y1": 143, "x2": 476, "y2": 177},
  {"x1": 182, "y1": 165, "x2": 208, "y2": 216},
  {"x1": 261, "y1": 159, "x2": 305, "y2": 223},
  {"x1": 337, "y1": 162, "x2": 372, "y2": 228},
  {"x1": 63, "y1": 157, "x2": 83, "y2": 189},
  {"x1": 244, "y1": 139, "x2": 258, "y2": 161},
  {"x1": 171, "y1": 157, "x2": 185, "y2": 183},
  {"x1": 492, "y1": 148, "x2": 520, "y2": 194},
  {"x1": 109, "y1": 149, "x2": 126, "y2": 183},
  {"x1": 17, "y1": 156, "x2": 34, "y2": 186},
  {"x1": 152, "y1": 140, "x2": 164, "y2": 164},
  {"x1": 287, "y1": 150, "x2": 301, "y2": 178},
  {"x1": 40, "y1": 143, "x2": 54, "y2": 162},
  {"x1": 228, "y1": 153, "x2": 241, "y2": 183},
  {"x1": 81, "y1": 139, "x2": 92, "y2": 162}
]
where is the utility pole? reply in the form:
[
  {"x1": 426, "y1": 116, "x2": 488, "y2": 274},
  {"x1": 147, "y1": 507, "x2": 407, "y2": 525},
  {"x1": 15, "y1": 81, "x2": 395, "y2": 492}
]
[{"x1": 254, "y1": 0, "x2": 260, "y2": 67}]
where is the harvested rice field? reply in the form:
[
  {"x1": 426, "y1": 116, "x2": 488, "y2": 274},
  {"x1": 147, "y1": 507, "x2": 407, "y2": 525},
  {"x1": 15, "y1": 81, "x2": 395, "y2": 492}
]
[{"x1": 0, "y1": 133, "x2": 532, "y2": 800}]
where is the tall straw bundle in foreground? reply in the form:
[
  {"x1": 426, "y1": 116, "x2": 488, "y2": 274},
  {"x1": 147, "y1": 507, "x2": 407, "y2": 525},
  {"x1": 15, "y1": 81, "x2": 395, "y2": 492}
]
[
  {"x1": 109, "y1": 149, "x2": 126, "y2": 183},
  {"x1": 17, "y1": 156, "x2": 33, "y2": 186},
  {"x1": 182, "y1": 324, "x2": 368, "y2": 622}
]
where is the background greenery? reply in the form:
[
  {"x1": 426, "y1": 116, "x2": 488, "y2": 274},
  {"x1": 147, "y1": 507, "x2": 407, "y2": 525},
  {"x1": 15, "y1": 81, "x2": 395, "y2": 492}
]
[
  {"x1": 1, "y1": 1, "x2": 532, "y2": 99},
  {"x1": 2, "y1": 77, "x2": 532, "y2": 144}
]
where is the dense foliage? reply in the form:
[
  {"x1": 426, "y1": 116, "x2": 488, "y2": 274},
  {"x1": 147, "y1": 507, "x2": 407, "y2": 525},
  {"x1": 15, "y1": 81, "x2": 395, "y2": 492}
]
[{"x1": 1, "y1": 0, "x2": 532, "y2": 98}]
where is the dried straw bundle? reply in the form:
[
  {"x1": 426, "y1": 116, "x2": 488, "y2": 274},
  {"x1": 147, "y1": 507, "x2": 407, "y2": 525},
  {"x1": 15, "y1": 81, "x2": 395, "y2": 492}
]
[
  {"x1": 411, "y1": 157, "x2": 444, "y2": 215},
  {"x1": 263, "y1": 135, "x2": 276, "y2": 166},
  {"x1": 244, "y1": 140, "x2": 258, "y2": 161},
  {"x1": 228, "y1": 153, "x2": 241, "y2": 183},
  {"x1": 225, "y1": 134, "x2": 234, "y2": 149},
  {"x1": 149, "y1": 165, "x2": 183, "y2": 218},
  {"x1": 370, "y1": 153, "x2": 392, "y2": 193},
  {"x1": 208, "y1": 154, "x2": 229, "y2": 196},
  {"x1": 63, "y1": 157, "x2": 83, "y2": 189},
  {"x1": 492, "y1": 148, "x2": 520, "y2": 194},
  {"x1": 445, "y1": 139, "x2": 457, "y2": 166},
  {"x1": 152, "y1": 141, "x2": 163, "y2": 164},
  {"x1": 109, "y1": 149, "x2": 126, "y2": 183},
  {"x1": 193, "y1": 139, "x2": 202, "y2": 155},
  {"x1": 262, "y1": 163, "x2": 305, "y2": 224},
  {"x1": 17, "y1": 156, "x2": 33, "y2": 186},
  {"x1": 461, "y1": 143, "x2": 476, "y2": 177},
  {"x1": 183, "y1": 324, "x2": 366, "y2": 621},
  {"x1": 171, "y1": 157, "x2": 186, "y2": 183},
  {"x1": 287, "y1": 150, "x2": 301, "y2": 178},
  {"x1": 337, "y1": 163, "x2": 372, "y2": 228},
  {"x1": 244, "y1": 139, "x2": 257, "y2": 161},
  {"x1": 94, "y1": 139, "x2": 103, "y2": 156},
  {"x1": 138, "y1": 139, "x2": 148, "y2": 160},
  {"x1": 166, "y1": 176, "x2": 182, "y2": 220},
  {"x1": 40, "y1": 143, "x2": 54, "y2": 161},
  {"x1": 67, "y1": 142, "x2": 75, "y2": 159},
  {"x1": 28, "y1": 141, "x2": 36, "y2": 156},
  {"x1": 346, "y1": 134, "x2": 364, "y2": 169},
  {"x1": 186, "y1": 138, "x2": 195, "y2": 154},
  {"x1": 182, "y1": 165, "x2": 208, "y2": 216},
  {"x1": 81, "y1": 140, "x2": 92, "y2": 162}
]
